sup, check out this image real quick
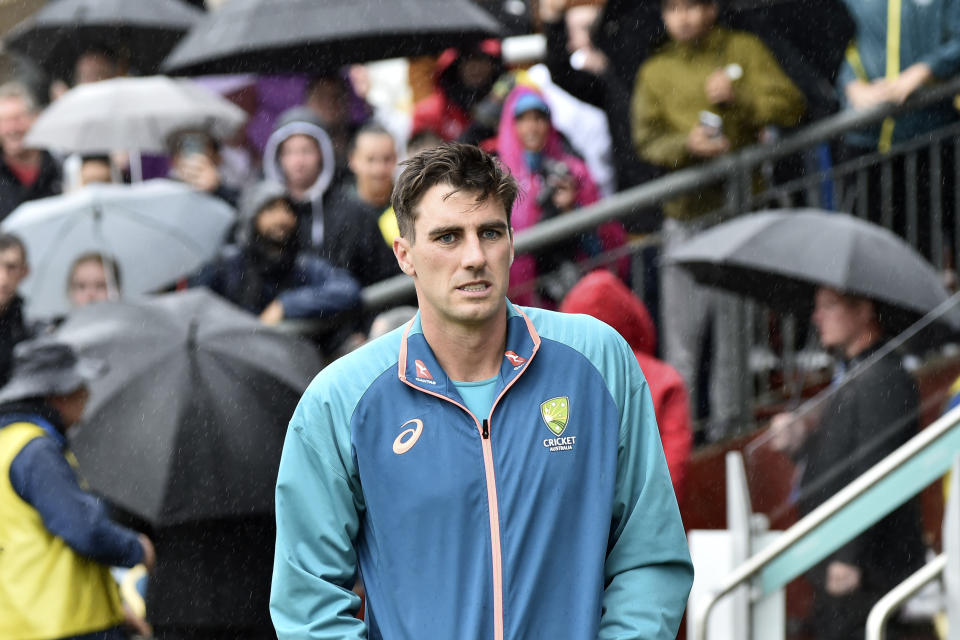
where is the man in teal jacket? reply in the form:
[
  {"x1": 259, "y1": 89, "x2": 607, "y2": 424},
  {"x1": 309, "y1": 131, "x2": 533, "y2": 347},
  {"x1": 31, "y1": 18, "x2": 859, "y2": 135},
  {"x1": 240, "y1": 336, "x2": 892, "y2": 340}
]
[{"x1": 270, "y1": 142, "x2": 693, "y2": 639}]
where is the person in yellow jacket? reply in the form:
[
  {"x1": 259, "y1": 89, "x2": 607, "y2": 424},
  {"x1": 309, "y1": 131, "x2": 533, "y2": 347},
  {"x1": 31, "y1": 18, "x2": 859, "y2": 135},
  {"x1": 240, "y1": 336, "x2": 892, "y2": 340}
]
[
  {"x1": 0, "y1": 338, "x2": 154, "y2": 640},
  {"x1": 630, "y1": 0, "x2": 806, "y2": 440}
]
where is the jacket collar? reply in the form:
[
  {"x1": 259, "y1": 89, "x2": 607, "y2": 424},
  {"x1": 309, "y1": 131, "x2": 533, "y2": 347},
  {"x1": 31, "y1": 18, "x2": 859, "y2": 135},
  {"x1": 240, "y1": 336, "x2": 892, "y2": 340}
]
[{"x1": 398, "y1": 301, "x2": 540, "y2": 405}]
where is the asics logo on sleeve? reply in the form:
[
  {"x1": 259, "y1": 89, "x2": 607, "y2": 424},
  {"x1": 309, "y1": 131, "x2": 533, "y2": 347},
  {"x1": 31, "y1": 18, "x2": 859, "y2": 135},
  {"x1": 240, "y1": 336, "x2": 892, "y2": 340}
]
[{"x1": 393, "y1": 419, "x2": 424, "y2": 454}]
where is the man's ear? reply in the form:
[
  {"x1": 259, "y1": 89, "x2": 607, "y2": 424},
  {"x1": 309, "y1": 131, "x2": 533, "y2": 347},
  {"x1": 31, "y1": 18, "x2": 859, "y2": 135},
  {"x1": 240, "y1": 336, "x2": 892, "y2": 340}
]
[{"x1": 394, "y1": 236, "x2": 415, "y2": 276}]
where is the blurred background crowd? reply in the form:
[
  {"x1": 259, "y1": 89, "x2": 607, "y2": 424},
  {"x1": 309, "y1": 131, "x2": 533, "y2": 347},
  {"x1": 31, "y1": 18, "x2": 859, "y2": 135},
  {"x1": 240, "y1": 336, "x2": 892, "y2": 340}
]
[{"x1": 1, "y1": 0, "x2": 959, "y2": 639}]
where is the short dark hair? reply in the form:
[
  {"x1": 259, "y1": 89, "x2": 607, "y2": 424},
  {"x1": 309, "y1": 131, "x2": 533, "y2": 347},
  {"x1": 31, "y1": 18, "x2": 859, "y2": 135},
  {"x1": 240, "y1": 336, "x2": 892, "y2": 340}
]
[
  {"x1": 0, "y1": 233, "x2": 27, "y2": 264},
  {"x1": 347, "y1": 122, "x2": 394, "y2": 157},
  {"x1": 391, "y1": 142, "x2": 518, "y2": 240}
]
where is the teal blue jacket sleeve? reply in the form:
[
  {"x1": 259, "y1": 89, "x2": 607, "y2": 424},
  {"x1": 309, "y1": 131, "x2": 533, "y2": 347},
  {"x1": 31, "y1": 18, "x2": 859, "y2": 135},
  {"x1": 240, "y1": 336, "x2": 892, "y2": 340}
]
[
  {"x1": 599, "y1": 335, "x2": 694, "y2": 639},
  {"x1": 270, "y1": 383, "x2": 366, "y2": 640},
  {"x1": 920, "y1": 0, "x2": 960, "y2": 78}
]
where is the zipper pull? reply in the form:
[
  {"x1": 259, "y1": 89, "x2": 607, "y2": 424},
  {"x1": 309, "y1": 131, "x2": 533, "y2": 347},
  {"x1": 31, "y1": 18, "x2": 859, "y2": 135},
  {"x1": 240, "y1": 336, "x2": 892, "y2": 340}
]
[{"x1": 482, "y1": 419, "x2": 489, "y2": 439}]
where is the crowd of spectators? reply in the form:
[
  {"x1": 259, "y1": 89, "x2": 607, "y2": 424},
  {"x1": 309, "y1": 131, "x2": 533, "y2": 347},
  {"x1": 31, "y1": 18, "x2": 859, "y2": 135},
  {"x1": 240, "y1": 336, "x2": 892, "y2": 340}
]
[{"x1": 0, "y1": 0, "x2": 958, "y2": 637}]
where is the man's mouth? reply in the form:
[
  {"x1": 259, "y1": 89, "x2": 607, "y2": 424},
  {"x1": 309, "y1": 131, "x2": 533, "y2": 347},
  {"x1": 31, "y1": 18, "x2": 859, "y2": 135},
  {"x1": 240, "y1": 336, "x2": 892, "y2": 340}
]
[{"x1": 458, "y1": 282, "x2": 490, "y2": 292}]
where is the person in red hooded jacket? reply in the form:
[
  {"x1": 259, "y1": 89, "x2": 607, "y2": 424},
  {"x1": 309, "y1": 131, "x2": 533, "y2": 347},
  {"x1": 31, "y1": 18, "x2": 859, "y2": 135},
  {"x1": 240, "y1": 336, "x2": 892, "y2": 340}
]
[
  {"x1": 410, "y1": 40, "x2": 504, "y2": 149},
  {"x1": 560, "y1": 269, "x2": 692, "y2": 504}
]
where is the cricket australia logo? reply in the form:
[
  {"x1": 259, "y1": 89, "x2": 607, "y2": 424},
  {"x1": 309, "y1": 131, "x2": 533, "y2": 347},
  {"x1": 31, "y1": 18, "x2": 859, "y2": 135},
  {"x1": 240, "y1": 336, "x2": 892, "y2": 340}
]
[{"x1": 541, "y1": 396, "x2": 576, "y2": 452}]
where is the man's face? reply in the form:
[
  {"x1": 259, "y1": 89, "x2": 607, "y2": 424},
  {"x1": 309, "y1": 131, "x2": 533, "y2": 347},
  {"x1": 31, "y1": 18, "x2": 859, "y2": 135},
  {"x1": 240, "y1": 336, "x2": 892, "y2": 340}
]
[
  {"x1": 811, "y1": 287, "x2": 872, "y2": 352},
  {"x1": 255, "y1": 201, "x2": 298, "y2": 244},
  {"x1": 514, "y1": 110, "x2": 551, "y2": 153},
  {"x1": 0, "y1": 246, "x2": 27, "y2": 309},
  {"x1": 73, "y1": 52, "x2": 119, "y2": 85},
  {"x1": 68, "y1": 259, "x2": 110, "y2": 308},
  {"x1": 0, "y1": 97, "x2": 35, "y2": 158},
  {"x1": 459, "y1": 55, "x2": 496, "y2": 90},
  {"x1": 394, "y1": 185, "x2": 513, "y2": 333},
  {"x1": 80, "y1": 160, "x2": 112, "y2": 186},
  {"x1": 278, "y1": 134, "x2": 323, "y2": 192},
  {"x1": 662, "y1": 0, "x2": 717, "y2": 43},
  {"x1": 349, "y1": 132, "x2": 397, "y2": 202},
  {"x1": 306, "y1": 78, "x2": 349, "y2": 126}
]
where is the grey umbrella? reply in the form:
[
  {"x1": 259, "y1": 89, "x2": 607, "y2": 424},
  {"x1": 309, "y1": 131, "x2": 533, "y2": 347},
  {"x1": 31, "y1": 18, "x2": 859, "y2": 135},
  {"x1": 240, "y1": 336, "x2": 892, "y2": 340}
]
[
  {"x1": 5, "y1": 0, "x2": 203, "y2": 78},
  {"x1": 56, "y1": 289, "x2": 324, "y2": 526},
  {"x1": 665, "y1": 209, "x2": 960, "y2": 333},
  {"x1": 162, "y1": 0, "x2": 502, "y2": 76}
]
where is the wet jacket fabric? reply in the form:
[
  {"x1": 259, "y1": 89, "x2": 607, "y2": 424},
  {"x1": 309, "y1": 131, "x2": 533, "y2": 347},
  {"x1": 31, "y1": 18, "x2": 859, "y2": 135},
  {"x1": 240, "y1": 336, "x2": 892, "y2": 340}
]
[
  {"x1": 793, "y1": 343, "x2": 924, "y2": 639},
  {"x1": 560, "y1": 270, "x2": 692, "y2": 504},
  {"x1": 0, "y1": 151, "x2": 62, "y2": 223},
  {"x1": 631, "y1": 26, "x2": 806, "y2": 219},
  {"x1": 0, "y1": 402, "x2": 142, "y2": 639},
  {"x1": 271, "y1": 303, "x2": 693, "y2": 640},
  {"x1": 0, "y1": 295, "x2": 31, "y2": 388},
  {"x1": 189, "y1": 181, "x2": 361, "y2": 319},
  {"x1": 838, "y1": 0, "x2": 960, "y2": 149}
]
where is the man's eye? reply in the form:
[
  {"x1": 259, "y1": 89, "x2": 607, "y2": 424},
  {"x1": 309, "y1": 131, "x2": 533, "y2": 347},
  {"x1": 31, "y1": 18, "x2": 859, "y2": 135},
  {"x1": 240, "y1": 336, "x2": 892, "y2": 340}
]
[
  {"x1": 437, "y1": 233, "x2": 456, "y2": 244},
  {"x1": 481, "y1": 229, "x2": 502, "y2": 240}
]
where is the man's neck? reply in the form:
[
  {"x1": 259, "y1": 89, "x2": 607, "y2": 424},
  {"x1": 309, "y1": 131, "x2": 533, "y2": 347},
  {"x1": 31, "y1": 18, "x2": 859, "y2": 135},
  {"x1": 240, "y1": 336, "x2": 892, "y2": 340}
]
[
  {"x1": 357, "y1": 182, "x2": 391, "y2": 208},
  {"x1": 420, "y1": 312, "x2": 508, "y2": 382},
  {"x1": 844, "y1": 328, "x2": 883, "y2": 360},
  {"x1": 4, "y1": 148, "x2": 40, "y2": 167}
]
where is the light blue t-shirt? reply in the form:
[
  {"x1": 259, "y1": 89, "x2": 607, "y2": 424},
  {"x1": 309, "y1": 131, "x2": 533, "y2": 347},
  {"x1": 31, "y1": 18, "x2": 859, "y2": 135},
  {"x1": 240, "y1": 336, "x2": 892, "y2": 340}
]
[{"x1": 452, "y1": 376, "x2": 499, "y2": 421}]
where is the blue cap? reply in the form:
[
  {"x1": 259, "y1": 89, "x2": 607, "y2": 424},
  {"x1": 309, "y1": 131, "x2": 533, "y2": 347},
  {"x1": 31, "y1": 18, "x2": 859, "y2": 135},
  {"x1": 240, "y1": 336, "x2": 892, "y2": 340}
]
[{"x1": 513, "y1": 93, "x2": 550, "y2": 118}]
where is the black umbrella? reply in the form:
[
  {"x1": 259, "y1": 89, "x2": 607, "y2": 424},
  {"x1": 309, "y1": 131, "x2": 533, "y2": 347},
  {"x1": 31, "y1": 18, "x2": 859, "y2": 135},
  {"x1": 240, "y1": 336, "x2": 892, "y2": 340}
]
[
  {"x1": 665, "y1": 209, "x2": 960, "y2": 335},
  {"x1": 162, "y1": 0, "x2": 503, "y2": 76},
  {"x1": 56, "y1": 289, "x2": 323, "y2": 526},
  {"x1": 5, "y1": 0, "x2": 203, "y2": 78}
]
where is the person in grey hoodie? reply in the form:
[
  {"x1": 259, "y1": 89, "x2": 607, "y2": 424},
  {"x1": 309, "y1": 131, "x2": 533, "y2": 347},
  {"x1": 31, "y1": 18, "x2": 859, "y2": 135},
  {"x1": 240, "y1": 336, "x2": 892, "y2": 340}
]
[{"x1": 262, "y1": 107, "x2": 398, "y2": 287}]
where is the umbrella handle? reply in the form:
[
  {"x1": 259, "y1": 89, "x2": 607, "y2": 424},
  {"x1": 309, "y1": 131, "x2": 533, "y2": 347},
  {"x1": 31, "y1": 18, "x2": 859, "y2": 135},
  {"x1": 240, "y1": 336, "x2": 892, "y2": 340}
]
[{"x1": 129, "y1": 149, "x2": 143, "y2": 183}]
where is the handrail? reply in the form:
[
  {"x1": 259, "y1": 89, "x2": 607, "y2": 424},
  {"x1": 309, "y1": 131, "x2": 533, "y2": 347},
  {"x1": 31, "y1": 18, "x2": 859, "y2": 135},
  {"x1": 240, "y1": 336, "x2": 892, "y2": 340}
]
[
  {"x1": 360, "y1": 74, "x2": 960, "y2": 310},
  {"x1": 692, "y1": 402, "x2": 960, "y2": 640},
  {"x1": 865, "y1": 554, "x2": 947, "y2": 640}
]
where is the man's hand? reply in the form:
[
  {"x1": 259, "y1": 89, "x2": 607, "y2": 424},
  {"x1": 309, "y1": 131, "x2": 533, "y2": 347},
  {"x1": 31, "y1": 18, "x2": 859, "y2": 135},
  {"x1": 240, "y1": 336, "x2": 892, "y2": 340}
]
[
  {"x1": 550, "y1": 175, "x2": 578, "y2": 212},
  {"x1": 845, "y1": 79, "x2": 893, "y2": 110},
  {"x1": 175, "y1": 153, "x2": 221, "y2": 193},
  {"x1": 138, "y1": 534, "x2": 155, "y2": 572},
  {"x1": 686, "y1": 125, "x2": 730, "y2": 158},
  {"x1": 705, "y1": 69, "x2": 735, "y2": 105},
  {"x1": 260, "y1": 300, "x2": 285, "y2": 325},
  {"x1": 826, "y1": 561, "x2": 862, "y2": 596},
  {"x1": 123, "y1": 602, "x2": 153, "y2": 637},
  {"x1": 769, "y1": 412, "x2": 808, "y2": 455},
  {"x1": 887, "y1": 63, "x2": 933, "y2": 104},
  {"x1": 539, "y1": 0, "x2": 569, "y2": 23}
]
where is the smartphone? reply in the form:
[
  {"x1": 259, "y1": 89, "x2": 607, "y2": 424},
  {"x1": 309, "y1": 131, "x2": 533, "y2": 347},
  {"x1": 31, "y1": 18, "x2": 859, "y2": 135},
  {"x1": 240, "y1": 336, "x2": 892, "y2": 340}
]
[{"x1": 699, "y1": 110, "x2": 723, "y2": 138}]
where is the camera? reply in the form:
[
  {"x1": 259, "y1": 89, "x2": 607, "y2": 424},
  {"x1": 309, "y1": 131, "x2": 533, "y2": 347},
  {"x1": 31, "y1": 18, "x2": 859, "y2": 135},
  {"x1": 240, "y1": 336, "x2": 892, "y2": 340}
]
[{"x1": 536, "y1": 158, "x2": 573, "y2": 211}]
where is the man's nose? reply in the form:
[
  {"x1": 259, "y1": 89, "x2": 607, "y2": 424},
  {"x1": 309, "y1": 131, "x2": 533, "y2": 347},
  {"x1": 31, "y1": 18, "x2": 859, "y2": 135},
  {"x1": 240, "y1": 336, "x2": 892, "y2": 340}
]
[{"x1": 461, "y1": 234, "x2": 487, "y2": 269}]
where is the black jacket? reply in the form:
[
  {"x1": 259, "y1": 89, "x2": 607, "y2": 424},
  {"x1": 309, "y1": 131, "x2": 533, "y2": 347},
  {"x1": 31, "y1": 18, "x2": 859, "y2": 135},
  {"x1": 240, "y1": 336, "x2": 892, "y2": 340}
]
[
  {"x1": 311, "y1": 189, "x2": 401, "y2": 287},
  {"x1": 0, "y1": 152, "x2": 61, "y2": 222},
  {"x1": 0, "y1": 296, "x2": 31, "y2": 387},
  {"x1": 796, "y1": 343, "x2": 925, "y2": 593}
]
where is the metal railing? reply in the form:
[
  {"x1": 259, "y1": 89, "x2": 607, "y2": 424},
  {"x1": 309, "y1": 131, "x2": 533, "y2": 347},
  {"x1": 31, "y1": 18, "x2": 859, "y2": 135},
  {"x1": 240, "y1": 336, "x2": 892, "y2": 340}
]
[
  {"x1": 691, "y1": 403, "x2": 960, "y2": 640},
  {"x1": 360, "y1": 74, "x2": 960, "y2": 311}
]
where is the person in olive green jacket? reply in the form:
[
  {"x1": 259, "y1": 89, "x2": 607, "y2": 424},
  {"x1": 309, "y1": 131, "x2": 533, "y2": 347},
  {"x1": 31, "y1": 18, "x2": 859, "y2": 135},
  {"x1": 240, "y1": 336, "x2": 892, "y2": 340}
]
[
  {"x1": 631, "y1": 0, "x2": 806, "y2": 220},
  {"x1": 631, "y1": 0, "x2": 805, "y2": 440}
]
